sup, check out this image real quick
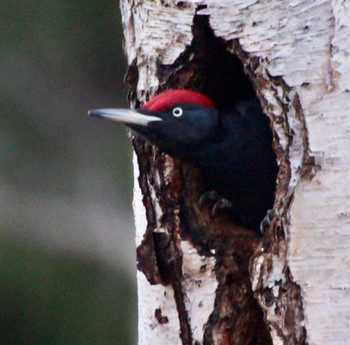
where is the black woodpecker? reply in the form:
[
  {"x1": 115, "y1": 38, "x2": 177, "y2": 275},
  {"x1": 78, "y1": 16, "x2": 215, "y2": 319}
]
[{"x1": 89, "y1": 89, "x2": 278, "y2": 233}]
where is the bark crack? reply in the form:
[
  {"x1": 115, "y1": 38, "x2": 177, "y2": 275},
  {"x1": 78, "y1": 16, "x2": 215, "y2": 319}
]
[{"x1": 127, "y1": 5, "x2": 308, "y2": 345}]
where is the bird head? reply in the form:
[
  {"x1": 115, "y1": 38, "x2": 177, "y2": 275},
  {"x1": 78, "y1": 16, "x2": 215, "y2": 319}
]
[{"x1": 89, "y1": 89, "x2": 219, "y2": 157}]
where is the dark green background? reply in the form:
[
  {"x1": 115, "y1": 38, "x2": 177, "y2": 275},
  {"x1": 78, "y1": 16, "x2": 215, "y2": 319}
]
[{"x1": 1, "y1": 1, "x2": 136, "y2": 344}]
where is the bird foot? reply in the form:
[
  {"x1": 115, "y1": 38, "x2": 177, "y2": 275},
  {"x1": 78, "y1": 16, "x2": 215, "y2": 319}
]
[
  {"x1": 212, "y1": 198, "x2": 233, "y2": 216},
  {"x1": 199, "y1": 191, "x2": 233, "y2": 216},
  {"x1": 199, "y1": 191, "x2": 221, "y2": 207},
  {"x1": 260, "y1": 209, "x2": 274, "y2": 233}
]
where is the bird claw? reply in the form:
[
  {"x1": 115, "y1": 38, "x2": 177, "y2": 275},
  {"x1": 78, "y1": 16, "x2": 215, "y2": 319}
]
[
  {"x1": 199, "y1": 191, "x2": 233, "y2": 216},
  {"x1": 199, "y1": 191, "x2": 220, "y2": 207},
  {"x1": 212, "y1": 198, "x2": 233, "y2": 216},
  {"x1": 260, "y1": 209, "x2": 274, "y2": 233}
]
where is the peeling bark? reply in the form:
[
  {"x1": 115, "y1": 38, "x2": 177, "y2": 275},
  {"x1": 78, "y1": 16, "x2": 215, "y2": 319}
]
[{"x1": 120, "y1": 1, "x2": 350, "y2": 345}]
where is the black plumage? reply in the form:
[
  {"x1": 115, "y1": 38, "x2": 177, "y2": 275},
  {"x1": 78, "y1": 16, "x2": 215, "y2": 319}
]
[{"x1": 89, "y1": 89, "x2": 278, "y2": 232}]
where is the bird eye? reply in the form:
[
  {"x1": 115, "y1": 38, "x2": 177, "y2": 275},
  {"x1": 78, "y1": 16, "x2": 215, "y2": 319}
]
[{"x1": 172, "y1": 107, "x2": 183, "y2": 117}]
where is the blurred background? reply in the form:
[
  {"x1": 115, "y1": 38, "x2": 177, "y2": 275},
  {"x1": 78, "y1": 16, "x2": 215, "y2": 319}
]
[{"x1": 1, "y1": 1, "x2": 137, "y2": 344}]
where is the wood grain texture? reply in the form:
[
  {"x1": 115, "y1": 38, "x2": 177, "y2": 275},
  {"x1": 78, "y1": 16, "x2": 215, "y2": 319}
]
[
  {"x1": 120, "y1": 0, "x2": 350, "y2": 344},
  {"x1": 204, "y1": 2, "x2": 350, "y2": 344}
]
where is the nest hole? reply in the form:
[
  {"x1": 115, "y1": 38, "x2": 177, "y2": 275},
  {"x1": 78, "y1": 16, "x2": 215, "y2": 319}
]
[
  {"x1": 155, "y1": 13, "x2": 275, "y2": 345},
  {"x1": 156, "y1": 13, "x2": 277, "y2": 244}
]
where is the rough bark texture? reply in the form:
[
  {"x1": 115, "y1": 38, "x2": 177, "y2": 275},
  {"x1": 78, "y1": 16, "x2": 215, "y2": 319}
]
[{"x1": 120, "y1": 1, "x2": 350, "y2": 345}]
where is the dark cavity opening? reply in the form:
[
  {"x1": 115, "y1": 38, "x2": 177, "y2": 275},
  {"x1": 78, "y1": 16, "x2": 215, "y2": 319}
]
[
  {"x1": 157, "y1": 14, "x2": 256, "y2": 109},
  {"x1": 156, "y1": 12, "x2": 277, "y2": 233},
  {"x1": 156, "y1": 12, "x2": 274, "y2": 345}
]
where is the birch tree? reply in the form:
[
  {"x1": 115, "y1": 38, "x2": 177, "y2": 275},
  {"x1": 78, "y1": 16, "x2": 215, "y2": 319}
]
[{"x1": 119, "y1": 1, "x2": 350, "y2": 344}]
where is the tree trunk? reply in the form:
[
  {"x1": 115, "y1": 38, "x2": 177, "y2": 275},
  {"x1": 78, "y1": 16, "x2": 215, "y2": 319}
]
[{"x1": 119, "y1": 1, "x2": 350, "y2": 344}]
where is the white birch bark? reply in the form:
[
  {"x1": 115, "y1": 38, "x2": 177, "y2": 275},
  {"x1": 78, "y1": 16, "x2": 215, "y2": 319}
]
[{"x1": 120, "y1": 1, "x2": 350, "y2": 344}]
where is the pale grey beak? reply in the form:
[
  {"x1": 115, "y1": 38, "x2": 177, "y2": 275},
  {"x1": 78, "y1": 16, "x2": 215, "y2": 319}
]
[{"x1": 88, "y1": 108, "x2": 162, "y2": 126}]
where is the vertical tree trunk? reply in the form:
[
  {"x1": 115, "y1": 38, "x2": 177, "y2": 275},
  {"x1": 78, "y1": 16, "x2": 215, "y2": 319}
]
[{"x1": 119, "y1": 1, "x2": 350, "y2": 344}]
